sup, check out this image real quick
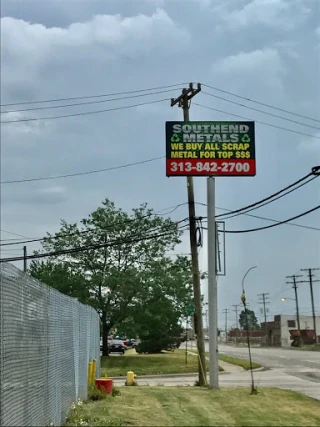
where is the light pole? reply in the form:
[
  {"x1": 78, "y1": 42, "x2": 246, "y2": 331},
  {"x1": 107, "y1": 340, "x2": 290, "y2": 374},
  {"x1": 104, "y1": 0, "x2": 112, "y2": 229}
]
[
  {"x1": 242, "y1": 266, "x2": 258, "y2": 294},
  {"x1": 240, "y1": 266, "x2": 257, "y2": 395}
]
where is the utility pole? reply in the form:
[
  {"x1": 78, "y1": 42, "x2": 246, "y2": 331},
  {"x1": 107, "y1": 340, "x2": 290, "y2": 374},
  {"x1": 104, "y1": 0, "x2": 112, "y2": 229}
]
[
  {"x1": 23, "y1": 245, "x2": 27, "y2": 272},
  {"x1": 301, "y1": 268, "x2": 320, "y2": 344},
  {"x1": 232, "y1": 304, "x2": 240, "y2": 344},
  {"x1": 223, "y1": 309, "x2": 229, "y2": 343},
  {"x1": 286, "y1": 275, "x2": 302, "y2": 346},
  {"x1": 258, "y1": 293, "x2": 270, "y2": 344},
  {"x1": 171, "y1": 83, "x2": 207, "y2": 386}
]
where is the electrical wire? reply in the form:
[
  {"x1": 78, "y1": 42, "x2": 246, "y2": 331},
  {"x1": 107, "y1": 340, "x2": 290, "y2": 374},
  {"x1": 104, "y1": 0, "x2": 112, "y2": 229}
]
[
  {"x1": 1, "y1": 98, "x2": 171, "y2": 124},
  {"x1": 201, "y1": 91, "x2": 320, "y2": 131},
  {"x1": 1, "y1": 89, "x2": 180, "y2": 114},
  {"x1": 0, "y1": 226, "x2": 188, "y2": 263},
  {"x1": 223, "y1": 204, "x2": 320, "y2": 234},
  {"x1": 193, "y1": 103, "x2": 320, "y2": 140},
  {"x1": 1, "y1": 83, "x2": 188, "y2": 107},
  {"x1": 0, "y1": 202, "x2": 189, "y2": 246},
  {"x1": 215, "y1": 171, "x2": 314, "y2": 219},
  {"x1": 201, "y1": 83, "x2": 320, "y2": 123},
  {"x1": 221, "y1": 175, "x2": 318, "y2": 221},
  {"x1": 1, "y1": 156, "x2": 165, "y2": 184}
]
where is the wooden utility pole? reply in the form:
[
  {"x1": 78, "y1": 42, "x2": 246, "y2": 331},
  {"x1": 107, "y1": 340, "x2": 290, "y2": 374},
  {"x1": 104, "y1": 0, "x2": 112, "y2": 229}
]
[
  {"x1": 171, "y1": 83, "x2": 207, "y2": 386},
  {"x1": 258, "y1": 293, "x2": 270, "y2": 345},
  {"x1": 301, "y1": 268, "x2": 320, "y2": 344},
  {"x1": 232, "y1": 304, "x2": 240, "y2": 343},
  {"x1": 223, "y1": 309, "x2": 229, "y2": 343},
  {"x1": 23, "y1": 245, "x2": 27, "y2": 272},
  {"x1": 286, "y1": 275, "x2": 302, "y2": 346}
]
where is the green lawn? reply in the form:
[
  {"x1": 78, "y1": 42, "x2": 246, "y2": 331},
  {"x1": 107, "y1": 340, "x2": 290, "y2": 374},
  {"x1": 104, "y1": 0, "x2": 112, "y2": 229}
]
[
  {"x1": 188, "y1": 350, "x2": 262, "y2": 370},
  {"x1": 218, "y1": 354, "x2": 261, "y2": 370},
  {"x1": 101, "y1": 349, "x2": 223, "y2": 377},
  {"x1": 64, "y1": 387, "x2": 320, "y2": 426}
]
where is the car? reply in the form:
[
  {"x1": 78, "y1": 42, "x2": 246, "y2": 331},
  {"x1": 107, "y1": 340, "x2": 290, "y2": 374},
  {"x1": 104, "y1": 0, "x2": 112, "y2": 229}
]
[{"x1": 108, "y1": 339, "x2": 126, "y2": 354}]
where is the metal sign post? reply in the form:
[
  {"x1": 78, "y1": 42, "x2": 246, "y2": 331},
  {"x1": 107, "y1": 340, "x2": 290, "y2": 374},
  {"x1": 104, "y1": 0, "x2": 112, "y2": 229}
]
[
  {"x1": 165, "y1": 119, "x2": 256, "y2": 390},
  {"x1": 207, "y1": 176, "x2": 218, "y2": 388}
]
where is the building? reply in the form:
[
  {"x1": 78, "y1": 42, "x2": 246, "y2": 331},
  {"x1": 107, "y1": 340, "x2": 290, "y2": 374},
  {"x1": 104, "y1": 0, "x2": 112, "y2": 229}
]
[{"x1": 261, "y1": 314, "x2": 320, "y2": 347}]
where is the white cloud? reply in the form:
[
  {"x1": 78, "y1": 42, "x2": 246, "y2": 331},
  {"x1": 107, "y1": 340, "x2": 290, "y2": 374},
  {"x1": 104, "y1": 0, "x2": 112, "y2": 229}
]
[
  {"x1": 212, "y1": 48, "x2": 286, "y2": 92},
  {"x1": 1, "y1": 9, "x2": 189, "y2": 61},
  {"x1": 216, "y1": 0, "x2": 311, "y2": 32}
]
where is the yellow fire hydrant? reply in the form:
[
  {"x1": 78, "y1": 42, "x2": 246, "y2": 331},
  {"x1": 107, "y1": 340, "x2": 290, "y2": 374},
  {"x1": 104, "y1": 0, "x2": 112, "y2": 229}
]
[{"x1": 126, "y1": 371, "x2": 136, "y2": 385}]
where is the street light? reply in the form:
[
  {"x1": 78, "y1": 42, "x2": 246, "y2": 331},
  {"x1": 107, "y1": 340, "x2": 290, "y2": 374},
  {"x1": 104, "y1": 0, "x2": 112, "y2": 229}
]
[
  {"x1": 241, "y1": 266, "x2": 258, "y2": 294},
  {"x1": 240, "y1": 266, "x2": 258, "y2": 394},
  {"x1": 281, "y1": 297, "x2": 295, "y2": 302}
]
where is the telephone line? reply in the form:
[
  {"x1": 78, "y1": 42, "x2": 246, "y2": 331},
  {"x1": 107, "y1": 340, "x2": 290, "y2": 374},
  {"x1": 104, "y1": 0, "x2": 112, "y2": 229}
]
[
  {"x1": 202, "y1": 204, "x2": 320, "y2": 234},
  {"x1": 221, "y1": 175, "x2": 318, "y2": 220},
  {"x1": 193, "y1": 103, "x2": 320, "y2": 140},
  {"x1": 1, "y1": 98, "x2": 171, "y2": 124},
  {"x1": 0, "y1": 204, "x2": 189, "y2": 247},
  {"x1": 224, "y1": 205, "x2": 320, "y2": 234},
  {"x1": 1, "y1": 89, "x2": 180, "y2": 114},
  {"x1": 1, "y1": 83, "x2": 188, "y2": 107},
  {"x1": 0, "y1": 226, "x2": 189, "y2": 263},
  {"x1": 201, "y1": 91, "x2": 320, "y2": 131},
  {"x1": 1, "y1": 156, "x2": 165, "y2": 185},
  {"x1": 201, "y1": 83, "x2": 320, "y2": 123}
]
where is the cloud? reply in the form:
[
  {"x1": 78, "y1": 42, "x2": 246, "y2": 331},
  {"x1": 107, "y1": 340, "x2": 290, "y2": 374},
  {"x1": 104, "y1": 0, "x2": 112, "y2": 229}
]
[
  {"x1": 212, "y1": 48, "x2": 286, "y2": 92},
  {"x1": 1, "y1": 9, "x2": 189, "y2": 61},
  {"x1": 4, "y1": 186, "x2": 68, "y2": 205},
  {"x1": 216, "y1": 0, "x2": 311, "y2": 32}
]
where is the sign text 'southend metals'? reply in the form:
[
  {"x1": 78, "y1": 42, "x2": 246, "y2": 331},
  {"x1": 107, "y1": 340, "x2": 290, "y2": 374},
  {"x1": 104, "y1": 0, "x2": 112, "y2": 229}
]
[{"x1": 165, "y1": 121, "x2": 256, "y2": 177}]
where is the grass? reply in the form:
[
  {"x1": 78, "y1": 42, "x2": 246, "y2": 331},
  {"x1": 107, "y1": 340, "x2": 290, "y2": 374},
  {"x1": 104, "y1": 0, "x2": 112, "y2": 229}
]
[
  {"x1": 218, "y1": 354, "x2": 261, "y2": 370},
  {"x1": 188, "y1": 350, "x2": 262, "y2": 370},
  {"x1": 64, "y1": 387, "x2": 320, "y2": 426},
  {"x1": 101, "y1": 349, "x2": 223, "y2": 377}
]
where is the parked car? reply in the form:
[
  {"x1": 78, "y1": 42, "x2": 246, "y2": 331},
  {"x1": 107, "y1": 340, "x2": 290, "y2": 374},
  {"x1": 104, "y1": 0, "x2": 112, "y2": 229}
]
[{"x1": 108, "y1": 339, "x2": 126, "y2": 354}]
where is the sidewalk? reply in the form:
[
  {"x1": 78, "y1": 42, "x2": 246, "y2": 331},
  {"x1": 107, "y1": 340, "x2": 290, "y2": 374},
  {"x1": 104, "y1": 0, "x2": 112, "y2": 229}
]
[{"x1": 110, "y1": 368, "x2": 320, "y2": 400}]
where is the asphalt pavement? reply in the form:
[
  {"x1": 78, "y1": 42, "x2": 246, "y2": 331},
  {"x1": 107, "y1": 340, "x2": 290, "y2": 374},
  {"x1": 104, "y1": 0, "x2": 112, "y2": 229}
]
[{"x1": 125, "y1": 341, "x2": 320, "y2": 400}]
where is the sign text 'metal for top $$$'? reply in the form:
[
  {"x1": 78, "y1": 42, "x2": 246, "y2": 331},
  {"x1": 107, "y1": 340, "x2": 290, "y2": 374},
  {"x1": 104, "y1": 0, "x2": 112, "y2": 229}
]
[{"x1": 165, "y1": 121, "x2": 256, "y2": 177}]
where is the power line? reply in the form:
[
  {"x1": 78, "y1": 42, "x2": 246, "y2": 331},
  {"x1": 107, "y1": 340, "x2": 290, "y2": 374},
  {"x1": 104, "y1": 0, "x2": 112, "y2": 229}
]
[
  {"x1": 0, "y1": 83, "x2": 188, "y2": 107},
  {"x1": 201, "y1": 83, "x2": 320, "y2": 123},
  {"x1": 1, "y1": 89, "x2": 180, "y2": 114},
  {"x1": 215, "y1": 171, "x2": 315, "y2": 219},
  {"x1": 221, "y1": 175, "x2": 318, "y2": 221},
  {"x1": 0, "y1": 229, "x2": 30, "y2": 239},
  {"x1": 0, "y1": 98, "x2": 171, "y2": 124},
  {"x1": 193, "y1": 103, "x2": 320, "y2": 140},
  {"x1": 223, "y1": 204, "x2": 320, "y2": 234},
  {"x1": 0, "y1": 156, "x2": 165, "y2": 184},
  {"x1": 201, "y1": 91, "x2": 320, "y2": 131},
  {"x1": 0, "y1": 203, "x2": 189, "y2": 247},
  {"x1": 0, "y1": 226, "x2": 188, "y2": 263}
]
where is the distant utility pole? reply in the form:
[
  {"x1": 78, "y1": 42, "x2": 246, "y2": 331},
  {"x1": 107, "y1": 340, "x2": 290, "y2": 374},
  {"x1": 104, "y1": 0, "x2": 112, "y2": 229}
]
[
  {"x1": 232, "y1": 304, "x2": 240, "y2": 343},
  {"x1": 258, "y1": 293, "x2": 270, "y2": 345},
  {"x1": 301, "y1": 268, "x2": 320, "y2": 344},
  {"x1": 223, "y1": 309, "x2": 230, "y2": 343},
  {"x1": 286, "y1": 275, "x2": 302, "y2": 346},
  {"x1": 171, "y1": 84, "x2": 207, "y2": 386},
  {"x1": 23, "y1": 245, "x2": 27, "y2": 272}
]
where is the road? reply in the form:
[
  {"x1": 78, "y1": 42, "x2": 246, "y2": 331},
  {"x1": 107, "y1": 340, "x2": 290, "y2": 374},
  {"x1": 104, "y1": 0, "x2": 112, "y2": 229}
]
[{"x1": 177, "y1": 341, "x2": 320, "y2": 399}]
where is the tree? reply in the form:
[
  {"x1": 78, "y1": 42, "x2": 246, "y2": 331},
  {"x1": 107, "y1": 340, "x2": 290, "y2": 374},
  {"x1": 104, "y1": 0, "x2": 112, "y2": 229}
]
[
  {"x1": 239, "y1": 309, "x2": 260, "y2": 330},
  {"x1": 29, "y1": 199, "x2": 194, "y2": 355}
]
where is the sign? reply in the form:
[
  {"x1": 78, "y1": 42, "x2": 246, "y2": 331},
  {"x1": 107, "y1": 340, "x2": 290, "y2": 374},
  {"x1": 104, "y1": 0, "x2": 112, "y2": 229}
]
[
  {"x1": 185, "y1": 305, "x2": 195, "y2": 314},
  {"x1": 166, "y1": 121, "x2": 256, "y2": 177}
]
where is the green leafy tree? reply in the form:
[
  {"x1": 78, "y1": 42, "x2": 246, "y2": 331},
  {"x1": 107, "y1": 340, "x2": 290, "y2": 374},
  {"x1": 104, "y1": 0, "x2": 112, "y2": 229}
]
[
  {"x1": 29, "y1": 199, "x2": 194, "y2": 355},
  {"x1": 239, "y1": 309, "x2": 260, "y2": 330}
]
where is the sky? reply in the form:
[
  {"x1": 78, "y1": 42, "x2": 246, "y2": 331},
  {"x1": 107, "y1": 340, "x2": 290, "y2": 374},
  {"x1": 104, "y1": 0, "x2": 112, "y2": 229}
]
[{"x1": 1, "y1": 0, "x2": 320, "y2": 330}]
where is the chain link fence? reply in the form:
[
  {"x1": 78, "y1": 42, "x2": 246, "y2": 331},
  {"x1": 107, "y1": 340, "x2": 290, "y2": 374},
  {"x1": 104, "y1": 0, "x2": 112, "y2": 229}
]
[{"x1": 0, "y1": 263, "x2": 100, "y2": 426}]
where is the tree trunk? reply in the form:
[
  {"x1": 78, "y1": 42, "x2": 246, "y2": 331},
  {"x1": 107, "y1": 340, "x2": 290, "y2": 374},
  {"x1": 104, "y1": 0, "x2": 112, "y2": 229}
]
[{"x1": 102, "y1": 310, "x2": 109, "y2": 356}]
